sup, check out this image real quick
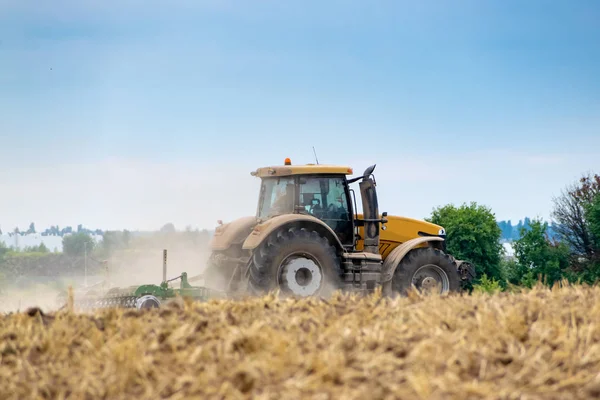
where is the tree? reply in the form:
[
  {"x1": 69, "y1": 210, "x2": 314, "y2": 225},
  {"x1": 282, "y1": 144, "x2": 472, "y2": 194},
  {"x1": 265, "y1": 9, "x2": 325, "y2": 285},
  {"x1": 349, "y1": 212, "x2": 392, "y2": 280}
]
[
  {"x1": 62, "y1": 232, "x2": 95, "y2": 257},
  {"x1": 160, "y1": 223, "x2": 176, "y2": 233},
  {"x1": 122, "y1": 230, "x2": 131, "y2": 247},
  {"x1": 0, "y1": 240, "x2": 8, "y2": 259},
  {"x1": 508, "y1": 218, "x2": 570, "y2": 287},
  {"x1": 585, "y1": 193, "x2": 600, "y2": 267},
  {"x1": 100, "y1": 230, "x2": 131, "y2": 257},
  {"x1": 426, "y1": 202, "x2": 504, "y2": 282},
  {"x1": 551, "y1": 172, "x2": 600, "y2": 266},
  {"x1": 23, "y1": 243, "x2": 49, "y2": 253},
  {"x1": 27, "y1": 222, "x2": 36, "y2": 234}
]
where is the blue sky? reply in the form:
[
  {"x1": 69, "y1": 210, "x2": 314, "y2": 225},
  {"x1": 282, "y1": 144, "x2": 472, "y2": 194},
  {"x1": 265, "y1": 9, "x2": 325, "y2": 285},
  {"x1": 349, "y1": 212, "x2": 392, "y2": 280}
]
[{"x1": 1, "y1": 0, "x2": 599, "y2": 231}]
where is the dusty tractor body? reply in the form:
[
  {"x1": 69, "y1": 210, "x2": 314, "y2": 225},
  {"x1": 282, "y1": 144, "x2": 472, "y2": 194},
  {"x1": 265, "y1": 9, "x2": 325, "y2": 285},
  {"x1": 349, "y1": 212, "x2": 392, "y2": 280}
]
[{"x1": 204, "y1": 160, "x2": 476, "y2": 298}]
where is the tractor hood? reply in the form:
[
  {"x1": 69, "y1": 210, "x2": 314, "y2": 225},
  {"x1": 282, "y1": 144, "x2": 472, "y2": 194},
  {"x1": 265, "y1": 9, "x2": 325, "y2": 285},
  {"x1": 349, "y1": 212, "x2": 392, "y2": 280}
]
[
  {"x1": 209, "y1": 216, "x2": 259, "y2": 251},
  {"x1": 356, "y1": 214, "x2": 446, "y2": 256},
  {"x1": 379, "y1": 215, "x2": 446, "y2": 242}
]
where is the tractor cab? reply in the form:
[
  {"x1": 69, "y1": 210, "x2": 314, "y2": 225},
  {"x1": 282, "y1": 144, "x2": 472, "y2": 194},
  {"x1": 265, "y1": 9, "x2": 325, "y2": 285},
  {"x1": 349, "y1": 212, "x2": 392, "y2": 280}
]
[{"x1": 251, "y1": 158, "x2": 386, "y2": 252}]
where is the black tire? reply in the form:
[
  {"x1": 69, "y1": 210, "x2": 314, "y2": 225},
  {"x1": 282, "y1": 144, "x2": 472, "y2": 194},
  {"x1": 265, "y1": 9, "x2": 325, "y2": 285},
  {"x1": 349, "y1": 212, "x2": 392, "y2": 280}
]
[
  {"x1": 392, "y1": 247, "x2": 461, "y2": 296},
  {"x1": 247, "y1": 227, "x2": 343, "y2": 297}
]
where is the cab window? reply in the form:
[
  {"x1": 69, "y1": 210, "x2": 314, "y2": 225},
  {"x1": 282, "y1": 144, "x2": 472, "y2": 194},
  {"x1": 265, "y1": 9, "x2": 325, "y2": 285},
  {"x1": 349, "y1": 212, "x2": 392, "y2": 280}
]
[
  {"x1": 257, "y1": 177, "x2": 295, "y2": 218},
  {"x1": 298, "y1": 176, "x2": 352, "y2": 244}
]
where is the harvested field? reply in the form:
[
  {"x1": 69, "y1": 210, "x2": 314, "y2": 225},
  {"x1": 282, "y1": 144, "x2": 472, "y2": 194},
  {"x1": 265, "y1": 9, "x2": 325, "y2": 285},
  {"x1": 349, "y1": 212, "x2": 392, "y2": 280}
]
[{"x1": 2, "y1": 284, "x2": 600, "y2": 399}]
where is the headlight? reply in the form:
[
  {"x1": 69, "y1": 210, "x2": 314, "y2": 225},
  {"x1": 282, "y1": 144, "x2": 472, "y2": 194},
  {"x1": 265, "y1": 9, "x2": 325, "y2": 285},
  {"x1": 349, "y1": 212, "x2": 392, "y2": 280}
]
[{"x1": 438, "y1": 228, "x2": 446, "y2": 235}]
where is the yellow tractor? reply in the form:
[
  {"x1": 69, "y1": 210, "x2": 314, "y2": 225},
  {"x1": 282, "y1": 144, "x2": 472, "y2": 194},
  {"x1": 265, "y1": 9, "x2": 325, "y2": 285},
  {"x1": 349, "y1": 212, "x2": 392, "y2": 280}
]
[{"x1": 205, "y1": 159, "x2": 475, "y2": 298}]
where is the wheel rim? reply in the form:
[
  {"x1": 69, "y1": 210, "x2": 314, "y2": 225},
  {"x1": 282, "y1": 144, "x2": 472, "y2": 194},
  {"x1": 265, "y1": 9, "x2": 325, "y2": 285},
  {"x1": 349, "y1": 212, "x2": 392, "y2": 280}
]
[
  {"x1": 136, "y1": 295, "x2": 160, "y2": 309},
  {"x1": 277, "y1": 252, "x2": 323, "y2": 296},
  {"x1": 411, "y1": 264, "x2": 450, "y2": 293}
]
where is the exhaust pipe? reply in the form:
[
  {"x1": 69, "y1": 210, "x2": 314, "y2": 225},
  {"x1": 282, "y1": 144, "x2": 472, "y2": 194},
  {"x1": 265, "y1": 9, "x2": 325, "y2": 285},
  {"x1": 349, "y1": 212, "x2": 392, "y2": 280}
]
[{"x1": 359, "y1": 175, "x2": 381, "y2": 254}]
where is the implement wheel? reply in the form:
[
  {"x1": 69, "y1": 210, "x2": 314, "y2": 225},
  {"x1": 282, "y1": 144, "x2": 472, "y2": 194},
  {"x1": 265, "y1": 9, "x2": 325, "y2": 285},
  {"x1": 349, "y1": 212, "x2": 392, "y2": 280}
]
[
  {"x1": 248, "y1": 227, "x2": 343, "y2": 297},
  {"x1": 393, "y1": 247, "x2": 461, "y2": 295}
]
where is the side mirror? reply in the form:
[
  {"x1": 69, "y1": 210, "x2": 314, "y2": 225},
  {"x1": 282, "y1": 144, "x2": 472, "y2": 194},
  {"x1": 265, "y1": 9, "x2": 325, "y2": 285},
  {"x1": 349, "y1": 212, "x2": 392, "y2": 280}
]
[{"x1": 362, "y1": 164, "x2": 376, "y2": 180}]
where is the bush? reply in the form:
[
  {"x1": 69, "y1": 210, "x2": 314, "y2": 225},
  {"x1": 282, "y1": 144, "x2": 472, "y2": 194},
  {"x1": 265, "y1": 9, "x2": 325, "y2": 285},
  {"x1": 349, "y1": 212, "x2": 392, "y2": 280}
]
[
  {"x1": 473, "y1": 273, "x2": 503, "y2": 294},
  {"x1": 427, "y1": 202, "x2": 504, "y2": 283}
]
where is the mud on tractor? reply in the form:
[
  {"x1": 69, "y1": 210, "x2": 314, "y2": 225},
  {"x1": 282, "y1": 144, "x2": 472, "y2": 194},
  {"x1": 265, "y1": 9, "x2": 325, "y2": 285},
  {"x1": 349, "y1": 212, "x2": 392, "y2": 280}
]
[{"x1": 204, "y1": 159, "x2": 476, "y2": 298}]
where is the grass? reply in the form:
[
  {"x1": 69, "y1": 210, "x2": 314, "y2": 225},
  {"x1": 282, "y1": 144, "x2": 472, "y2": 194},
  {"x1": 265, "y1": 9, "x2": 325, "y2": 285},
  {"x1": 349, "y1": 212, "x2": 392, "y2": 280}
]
[{"x1": 1, "y1": 283, "x2": 600, "y2": 399}]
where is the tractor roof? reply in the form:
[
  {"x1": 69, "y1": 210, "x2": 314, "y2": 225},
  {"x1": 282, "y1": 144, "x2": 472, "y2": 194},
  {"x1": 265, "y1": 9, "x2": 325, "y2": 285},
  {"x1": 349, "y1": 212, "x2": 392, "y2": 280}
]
[{"x1": 251, "y1": 159, "x2": 353, "y2": 178}]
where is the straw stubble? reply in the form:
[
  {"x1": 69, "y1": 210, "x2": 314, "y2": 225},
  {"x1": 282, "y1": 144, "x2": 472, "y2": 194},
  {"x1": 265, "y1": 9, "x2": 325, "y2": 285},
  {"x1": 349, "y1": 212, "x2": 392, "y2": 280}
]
[{"x1": 1, "y1": 285, "x2": 600, "y2": 399}]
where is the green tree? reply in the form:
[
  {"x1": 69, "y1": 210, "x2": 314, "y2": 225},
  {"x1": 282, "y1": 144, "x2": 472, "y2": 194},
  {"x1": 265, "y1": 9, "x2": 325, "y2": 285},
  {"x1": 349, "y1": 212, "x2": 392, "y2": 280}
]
[
  {"x1": 552, "y1": 172, "x2": 599, "y2": 262},
  {"x1": 122, "y1": 230, "x2": 131, "y2": 247},
  {"x1": 160, "y1": 223, "x2": 176, "y2": 233},
  {"x1": 585, "y1": 193, "x2": 600, "y2": 253},
  {"x1": 101, "y1": 231, "x2": 117, "y2": 256},
  {"x1": 0, "y1": 240, "x2": 8, "y2": 259},
  {"x1": 509, "y1": 219, "x2": 570, "y2": 287},
  {"x1": 100, "y1": 230, "x2": 131, "y2": 257},
  {"x1": 426, "y1": 202, "x2": 504, "y2": 282},
  {"x1": 23, "y1": 243, "x2": 49, "y2": 253},
  {"x1": 37, "y1": 242, "x2": 49, "y2": 253},
  {"x1": 578, "y1": 193, "x2": 600, "y2": 282},
  {"x1": 62, "y1": 232, "x2": 95, "y2": 257}
]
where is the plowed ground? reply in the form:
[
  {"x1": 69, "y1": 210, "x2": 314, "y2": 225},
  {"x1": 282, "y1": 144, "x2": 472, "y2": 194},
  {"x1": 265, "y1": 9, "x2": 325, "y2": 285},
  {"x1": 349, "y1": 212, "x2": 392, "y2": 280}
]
[{"x1": 1, "y1": 285, "x2": 600, "y2": 399}]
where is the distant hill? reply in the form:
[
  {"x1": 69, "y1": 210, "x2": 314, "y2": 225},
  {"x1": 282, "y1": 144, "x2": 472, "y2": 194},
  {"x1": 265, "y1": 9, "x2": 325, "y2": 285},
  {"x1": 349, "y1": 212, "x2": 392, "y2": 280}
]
[{"x1": 497, "y1": 218, "x2": 559, "y2": 242}]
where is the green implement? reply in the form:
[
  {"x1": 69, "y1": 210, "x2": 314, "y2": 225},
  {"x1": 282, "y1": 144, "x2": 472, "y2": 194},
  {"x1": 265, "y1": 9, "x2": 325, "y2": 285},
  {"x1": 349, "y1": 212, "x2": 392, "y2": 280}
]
[{"x1": 58, "y1": 250, "x2": 226, "y2": 311}]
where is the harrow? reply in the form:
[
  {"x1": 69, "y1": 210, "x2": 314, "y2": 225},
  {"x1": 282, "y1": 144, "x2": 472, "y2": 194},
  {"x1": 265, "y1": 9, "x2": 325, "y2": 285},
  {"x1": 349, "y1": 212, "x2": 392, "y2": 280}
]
[{"x1": 58, "y1": 250, "x2": 224, "y2": 311}]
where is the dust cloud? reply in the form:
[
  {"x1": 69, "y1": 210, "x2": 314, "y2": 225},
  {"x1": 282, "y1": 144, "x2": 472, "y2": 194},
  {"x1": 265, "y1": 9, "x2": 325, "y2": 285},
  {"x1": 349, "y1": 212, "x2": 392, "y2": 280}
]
[
  {"x1": 0, "y1": 285, "x2": 66, "y2": 314},
  {"x1": 0, "y1": 232, "x2": 217, "y2": 314}
]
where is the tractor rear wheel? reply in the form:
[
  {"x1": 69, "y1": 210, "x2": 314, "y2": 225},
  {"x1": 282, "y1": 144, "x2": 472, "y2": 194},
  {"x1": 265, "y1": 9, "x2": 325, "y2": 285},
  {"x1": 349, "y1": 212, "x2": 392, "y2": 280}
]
[
  {"x1": 392, "y1": 247, "x2": 461, "y2": 295},
  {"x1": 247, "y1": 227, "x2": 343, "y2": 297}
]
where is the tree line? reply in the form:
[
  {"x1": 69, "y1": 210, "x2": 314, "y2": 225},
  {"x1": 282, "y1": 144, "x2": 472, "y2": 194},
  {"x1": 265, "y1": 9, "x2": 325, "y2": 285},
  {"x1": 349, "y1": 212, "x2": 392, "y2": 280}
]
[
  {"x1": 0, "y1": 224, "x2": 213, "y2": 287},
  {"x1": 428, "y1": 172, "x2": 600, "y2": 290}
]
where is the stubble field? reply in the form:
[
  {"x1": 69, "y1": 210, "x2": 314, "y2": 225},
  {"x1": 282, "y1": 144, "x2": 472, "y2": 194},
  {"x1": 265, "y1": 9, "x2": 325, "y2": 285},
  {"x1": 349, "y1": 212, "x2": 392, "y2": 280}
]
[{"x1": 1, "y1": 284, "x2": 600, "y2": 399}]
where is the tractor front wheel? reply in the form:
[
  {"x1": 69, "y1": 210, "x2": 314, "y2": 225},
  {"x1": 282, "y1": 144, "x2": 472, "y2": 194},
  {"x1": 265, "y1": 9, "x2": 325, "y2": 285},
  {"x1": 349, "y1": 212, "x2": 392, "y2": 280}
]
[
  {"x1": 247, "y1": 227, "x2": 343, "y2": 297},
  {"x1": 392, "y1": 247, "x2": 461, "y2": 296}
]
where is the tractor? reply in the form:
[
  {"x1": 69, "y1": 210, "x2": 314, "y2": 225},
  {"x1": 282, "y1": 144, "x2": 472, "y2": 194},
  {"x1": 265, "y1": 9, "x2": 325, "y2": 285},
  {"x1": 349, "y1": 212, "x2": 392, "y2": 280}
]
[{"x1": 204, "y1": 159, "x2": 475, "y2": 298}]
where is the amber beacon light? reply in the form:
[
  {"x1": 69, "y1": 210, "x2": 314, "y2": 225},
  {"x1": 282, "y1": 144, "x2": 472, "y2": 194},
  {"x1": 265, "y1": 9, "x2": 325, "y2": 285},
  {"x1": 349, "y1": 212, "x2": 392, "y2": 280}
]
[{"x1": 284, "y1": 158, "x2": 292, "y2": 165}]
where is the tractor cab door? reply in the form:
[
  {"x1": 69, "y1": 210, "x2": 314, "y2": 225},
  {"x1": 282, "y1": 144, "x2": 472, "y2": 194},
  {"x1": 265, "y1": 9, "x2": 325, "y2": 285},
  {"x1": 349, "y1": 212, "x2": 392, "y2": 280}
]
[{"x1": 297, "y1": 175, "x2": 354, "y2": 247}]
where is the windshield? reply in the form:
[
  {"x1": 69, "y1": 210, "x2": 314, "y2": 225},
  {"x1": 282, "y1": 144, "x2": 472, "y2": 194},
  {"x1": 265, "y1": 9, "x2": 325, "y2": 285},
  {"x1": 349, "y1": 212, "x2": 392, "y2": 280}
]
[{"x1": 257, "y1": 177, "x2": 295, "y2": 219}]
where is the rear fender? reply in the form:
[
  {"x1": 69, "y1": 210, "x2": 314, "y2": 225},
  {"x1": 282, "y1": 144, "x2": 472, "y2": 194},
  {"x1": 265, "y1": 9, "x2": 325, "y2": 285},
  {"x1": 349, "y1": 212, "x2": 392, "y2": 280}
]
[
  {"x1": 380, "y1": 236, "x2": 445, "y2": 296},
  {"x1": 209, "y1": 216, "x2": 258, "y2": 251},
  {"x1": 242, "y1": 214, "x2": 344, "y2": 252}
]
